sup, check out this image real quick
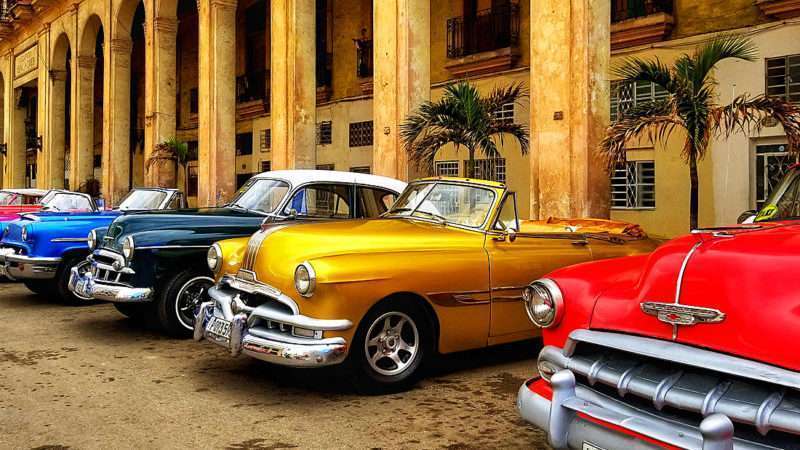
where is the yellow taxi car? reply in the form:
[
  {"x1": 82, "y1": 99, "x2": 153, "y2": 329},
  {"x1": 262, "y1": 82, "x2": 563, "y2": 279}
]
[{"x1": 195, "y1": 177, "x2": 660, "y2": 392}]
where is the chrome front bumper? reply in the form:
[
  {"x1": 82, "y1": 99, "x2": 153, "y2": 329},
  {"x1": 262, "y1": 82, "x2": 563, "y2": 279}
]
[
  {"x1": 68, "y1": 266, "x2": 153, "y2": 302},
  {"x1": 517, "y1": 371, "x2": 768, "y2": 450},
  {"x1": 193, "y1": 284, "x2": 352, "y2": 368},
  {"x1": 0, "y1": 251, "x2": 60, "y2": 280}
]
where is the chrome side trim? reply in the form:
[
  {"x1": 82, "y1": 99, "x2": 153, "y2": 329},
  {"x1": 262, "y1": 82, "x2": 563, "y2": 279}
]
[
  {"x1": 135, "y1": 245, "x2": 211, "y2": 250},
  {"x1": 51, "y1": 237, "x2": 89, "y2": 243}
]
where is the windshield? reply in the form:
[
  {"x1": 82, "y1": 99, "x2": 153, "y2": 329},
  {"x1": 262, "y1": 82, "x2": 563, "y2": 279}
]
[
  {"x1": 0, "y1": 192, "x2": 18, "y2": 206},
  {"x1": 386, "y1": 182, "x2": 496, "y2": 228},
  {"x1": 41, "y1": 193, "x2": 94, "y2": 212},
  {"x1": 228, "y1": 178, "x2": 291, "y2": 214},
  {"x1": 756, "y1": 169, "x2": 800, "y2": 221},
  {"x1": 117, "y1": 190, "x2": 168, "y2": 210}
]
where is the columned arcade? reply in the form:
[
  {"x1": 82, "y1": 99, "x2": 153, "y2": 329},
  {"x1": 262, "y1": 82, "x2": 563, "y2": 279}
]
[{"x1": 0, "y1": 0, "x2": 611, "y2": 218}]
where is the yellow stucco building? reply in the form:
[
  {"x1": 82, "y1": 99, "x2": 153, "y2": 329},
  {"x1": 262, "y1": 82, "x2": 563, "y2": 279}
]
[{"x1": 0, "y1": 0, "x2": 798, "y2": 237}]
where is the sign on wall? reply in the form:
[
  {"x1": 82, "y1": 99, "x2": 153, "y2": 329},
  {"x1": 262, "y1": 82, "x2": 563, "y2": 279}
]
[{"x1": 14, "y1": 45, "x2": 38, "y2": 80}]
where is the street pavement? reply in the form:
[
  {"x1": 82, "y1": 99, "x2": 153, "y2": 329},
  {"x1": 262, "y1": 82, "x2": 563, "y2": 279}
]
[{"x1": 0, "y1": 282, "x2": 551, "y2": 449}]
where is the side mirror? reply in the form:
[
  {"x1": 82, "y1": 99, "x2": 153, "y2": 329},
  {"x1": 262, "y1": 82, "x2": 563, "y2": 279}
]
[
  {"x1": 737, "y1": 210, "x2": 757, "y2": 224},
  {"x1": 507, "y1": 229, "x2": 517, "y2": 243},
  {"x1": 287, "y1": 208, "x2": 298, "y2": 219}
]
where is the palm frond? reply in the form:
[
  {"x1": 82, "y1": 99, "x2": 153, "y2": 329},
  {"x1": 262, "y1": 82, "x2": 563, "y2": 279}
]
[
  {"x1": 487, "y1": 122, "x2": 530, "y2": 155},
  {"x1": 710, "y1": 94, "x2": 800, "y2": 152},
  {"x1": 601, "y1": 101, "x2": 682, "y2": 169},
  {"x1": 691, "y1": 34, "x2": 757, "y2": 89},
  {"x1": 483, "y1": 82, "x2": 529, "y2": 112},
  {"x1": 612, "y1": 57, "x2": 675, "y2": 92}
]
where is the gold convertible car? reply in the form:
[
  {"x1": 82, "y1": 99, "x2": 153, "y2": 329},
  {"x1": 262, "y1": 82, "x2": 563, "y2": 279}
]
[{"x1": 194, "y1": 177, "x2": 660, "y2": 391}]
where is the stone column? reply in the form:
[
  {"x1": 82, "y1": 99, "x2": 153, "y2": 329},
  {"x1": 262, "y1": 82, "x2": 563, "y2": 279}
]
[
  {"x1": 73, "y1": 55, "x2": 96, "y2": 191},
  {"x1": 529, "y1": 0, "x2": 611, "y2": 219},
  {"x1": 9, "y1": 85, "x2": 26, "y2": 188},
  {"x1": 198, "y1": 0, "x2": 237, "y2": 206},
  {"x1": 372, "y1": 0, "x2": 430, "y2": 180},
  {"x1": 36, "y1": 26, "x2": 51, "y2": 188},
  {"x1": 270, "y1": 0, "x2": 316, "y2": 170},
  {"x1": 0, "y1": 53, "x2": 7, "y2": 188},
  {"x1": 144, "y1": 16, "x2": 178, "y2": 188},
  {"x1": 46, "y1": 69, "x2": 68, "y2": 189},
  {"x1": 103, "y1": 38, "x2": 133, "y2": 202}
]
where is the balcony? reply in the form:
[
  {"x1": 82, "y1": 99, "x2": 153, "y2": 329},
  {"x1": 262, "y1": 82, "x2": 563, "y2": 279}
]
[
  {"x1": 756, "y1": 0, "x2": 800, "y2": 19},
  {"x1": 611, "y1": 0, "x2": 674, "y2": 50},
  {"x1": 445, "y1": 3, "x2": 520, "y2": 77},
  {"x1": 236, "y1": 70, "x2": 270, "y2": 120},
  {"x1": 355, "y1": 39, "x2": 373, "y2": 95}
]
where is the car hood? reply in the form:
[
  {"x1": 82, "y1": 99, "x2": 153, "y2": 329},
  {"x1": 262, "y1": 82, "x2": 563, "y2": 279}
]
[
  {"x1": 101, "y1": 207, "x2": 267, "y2": 250},
  {"x1": 590, "y1": 222, "x2": 800, "y2": 371},
  {"x1": 246, "y1": 218, "x2": 483, "y2": 285}
]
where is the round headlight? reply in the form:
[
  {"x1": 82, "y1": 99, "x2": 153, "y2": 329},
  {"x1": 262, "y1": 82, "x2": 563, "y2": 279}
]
[
  {"x1": 524, "y1": 279, "x2": 564, "y2": 328},
  {"x1": 294, "y1": 262, "x2": 316, "y2": 297},
  {"x1": 20, "y1": 226, "x2": 28, "y2": 242},
  {"x1": 87, "y1": 230, "x2": 97, "y2": 250},
  {"x1": 207, "y1": 244, "x2": 222, "y2": 274},
  {"x1": 122, "y1": 236, "x2": 135, "y2": 259}
]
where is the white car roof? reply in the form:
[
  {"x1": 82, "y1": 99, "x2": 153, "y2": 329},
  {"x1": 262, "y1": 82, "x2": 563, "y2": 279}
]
[
  {"x1": 253, "y1": 170, "x2": 407, "y2": 193},
  {"x1": 0, "y1": 188, "x2": 50, "y2": 196}
]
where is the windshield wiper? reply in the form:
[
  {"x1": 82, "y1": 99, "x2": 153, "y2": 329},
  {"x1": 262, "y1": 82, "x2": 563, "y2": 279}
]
[{"x1": 412, "y1": 210, "x2": 448, "y2": 225}]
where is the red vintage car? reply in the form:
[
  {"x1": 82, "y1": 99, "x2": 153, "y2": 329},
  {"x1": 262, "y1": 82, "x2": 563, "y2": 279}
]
[
  {"x1": 517, "y1": 224, "x2": 800, "y2": 449},
  {"x1": 0, "y1": 189, "x2": 52, "y2": 221}
]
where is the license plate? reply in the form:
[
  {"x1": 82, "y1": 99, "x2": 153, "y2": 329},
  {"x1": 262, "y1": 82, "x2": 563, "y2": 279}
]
[
  {"x1": 207, "y1": 317, "x2": 232, "y2": 340},
  {"x1": 583, "y1": 443, "x2": 607, "y2": 450},
  {"x1": 75, "y1": 278, "x2": 89, "y2": 296}
]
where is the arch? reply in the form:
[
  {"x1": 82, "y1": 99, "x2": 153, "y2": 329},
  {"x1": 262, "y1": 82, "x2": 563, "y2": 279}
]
[
  {"x1": 115, "y1": 0, "x2": 149, "y2": 40},
  {"x1": 155, "y1": 0, "x2": 180, "y2": 20},
  {"x1": 50, "y1": 32, "x2": 71, "y2": 71},
  {"x1": 78, "y1": 14, "x2": 104, "y2": 58}
]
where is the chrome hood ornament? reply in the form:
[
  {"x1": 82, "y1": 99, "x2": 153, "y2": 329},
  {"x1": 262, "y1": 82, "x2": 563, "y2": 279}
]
[{"x1": 641, "y1": 302, "x2": 726, "y2": 326}]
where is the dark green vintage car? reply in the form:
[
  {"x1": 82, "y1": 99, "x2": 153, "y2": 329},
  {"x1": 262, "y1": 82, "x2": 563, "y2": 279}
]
[{"x1": 68, "y1": 170, "x2": 406, "y2": 337}]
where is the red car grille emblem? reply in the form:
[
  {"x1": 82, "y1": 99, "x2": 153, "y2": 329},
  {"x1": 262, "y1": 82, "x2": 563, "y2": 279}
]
[{"x1": 640, "y1": 302, "x2": 726, "y2": 326}]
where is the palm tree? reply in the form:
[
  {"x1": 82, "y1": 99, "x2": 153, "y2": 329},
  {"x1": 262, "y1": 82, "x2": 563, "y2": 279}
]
[
  {"x1": 146, "y1": 137, "x2": 190, "y2": 188},
  {"x1": 602, "y1": 35, "x2": 800, "y2": 230},
  {"x1": 400, "y1": 81, "x2": 529, "y2": 179}
]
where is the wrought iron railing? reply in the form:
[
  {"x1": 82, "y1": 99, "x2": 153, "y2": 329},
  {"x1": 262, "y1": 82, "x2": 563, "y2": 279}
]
[
  {"x1": 612, "y1": 0, "x2": 673, "y2": 22},
  {"x1": 236, "y1": 70, "x2": 270, "y2": 105},
  {"x1": 447, "y1": 3, "x2": 520, "y2": 58},
  {"x1": 356, "y1": 39, "x2": 373, "y2": 78}
]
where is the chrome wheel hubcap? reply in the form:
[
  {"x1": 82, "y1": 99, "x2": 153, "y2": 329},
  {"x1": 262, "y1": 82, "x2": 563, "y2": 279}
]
[
  {"x1": 175, "y1": 276, "x2": 214, "y2": 330},
  {"x1": 365, "y1": 311, "x2": 419, "y2": 376}
]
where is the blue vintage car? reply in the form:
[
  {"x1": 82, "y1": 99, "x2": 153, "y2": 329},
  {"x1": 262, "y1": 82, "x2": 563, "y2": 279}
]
[{"x1": 0, "y1": 188, "x2": 185, "y2": 303}]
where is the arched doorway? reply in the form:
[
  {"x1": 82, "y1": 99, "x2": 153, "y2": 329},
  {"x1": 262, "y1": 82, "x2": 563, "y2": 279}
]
[
  {"x1": 0, "y1": 71, "x2": 4, "y2": 187},
  {"x1": 75, "y1": 14, "x2": 104, "y2": 195},
  {"x1": 50, "y1": 33, "x2": 71, "y2": 189}
]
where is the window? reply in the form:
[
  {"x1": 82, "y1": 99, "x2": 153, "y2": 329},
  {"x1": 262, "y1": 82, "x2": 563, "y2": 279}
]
[
  {"x1": 236, "y1": 133, "x2": 253, "y2": 156},
  {"x1": 766, "y1": 55, "x2": 800, "y2": 104},
  {"x1": 285, "y1": 184, "x2": 352, "y2": 219},
  {"x1": 435, "y1": 160, "x2": 460, "y2": 177},
  {"x1": 167, "y1": 193, "x2": 183, "y2": 209},
  {"x1": 260, "y1": 160, "x2": 271, "y2": 172},
  {"x1": 755, "y1": 144, "x2": 797, "y2": 209},
  {"x1": 236, "y1": 173, "x2": 254, "y2": 189},
  {"x1": 469, "y1": 158, "x2": 506, "y2": 184},
  {"x1": 187, "y1": 165, "x2": 198, "y2": 197},
  {"x1": 189, "y1": 88, "x2": 199, "y2": 115},
  {"x1": 492, "y1": 102, "x2": 515, "y2": 124},
  {"x1": 357, "y1": 187, "x2": 398, "y2": 218},
  {"x1": 349, "y1": 121, "x2": 373, "y2": 147},
  {"x1": 611, "y1": 161, "x2": 656, "y2": 209},
  {"x1": 350, "y1": 166, "x2": 370, "y2": 174},
  {"x1": 187, "y1": 141, "x2": 198, "y2": 161},
  {"x1": 259, "y1": 129, "x2": 271, "y2": 152},
  {"x1": 610, "y1": 80, "x2": 668, "y2": 120},
  {"x1": 494, "y1": 193, "x2": 519, "y2": 232},
  {"x1": 316, "y1": 164, "x2": 335, "y2": 171},
  {"x1": 317, "y1": 121, "x2": 332, "y2": 145}
]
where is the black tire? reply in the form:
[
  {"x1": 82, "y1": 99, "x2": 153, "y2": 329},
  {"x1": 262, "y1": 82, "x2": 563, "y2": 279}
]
[
  {"x1": 55, "y1": 256, "x2": 91, "y2": 305},
  {"x1": 155, "y1": 269, "x2": 215, "y2": 338},
  {"x1": 23, "y1": 279, "x2": 57, "y2": 297},
  {"x1": 113, "y1": 302, "x2": 152, "y2": 320},
  {"x1": 347, "y1": 299, "x2": 433, "y2": 394}
]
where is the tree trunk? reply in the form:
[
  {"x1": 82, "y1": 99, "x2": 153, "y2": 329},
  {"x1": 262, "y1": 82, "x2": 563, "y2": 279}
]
[
  {"x1": 467, "y1": 147, "x2": 476, "y2": 178},
  {"x1": 689, "y1": 151, "x2": 699, "y2": 230}
]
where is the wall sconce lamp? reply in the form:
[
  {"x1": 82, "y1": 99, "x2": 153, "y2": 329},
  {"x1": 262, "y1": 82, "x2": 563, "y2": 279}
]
[{"x1": 0, "y1": 143, "x2": 6, "y2": 156}]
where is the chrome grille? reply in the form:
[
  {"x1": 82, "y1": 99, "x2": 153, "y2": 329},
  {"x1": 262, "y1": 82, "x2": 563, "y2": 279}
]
[
  {"x1": 541, "y1": 331, "x2": 800, "y2": 448},
  {"x1": 90, "y1": 251, "x2": 132, "y2": 286}
]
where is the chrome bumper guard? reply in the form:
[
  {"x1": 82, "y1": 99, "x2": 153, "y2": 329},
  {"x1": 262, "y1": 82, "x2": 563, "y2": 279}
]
[
  {"x1": 0, "y1": 251, "x2": 60, "y2": 280},
  {"x1": 517, "y1": 371, "x2": 754, "y2": 450},
  {"x1": 194, "y1": 284, "x2": 352, "y2": 368},
  {"x1": 68, "y1": 265, "x2": 152, "y2": 303}
]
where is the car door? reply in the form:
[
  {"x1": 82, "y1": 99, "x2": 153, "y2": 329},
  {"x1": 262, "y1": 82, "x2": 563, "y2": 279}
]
[{"x1": 485, "y1": 193, "x2": 591, "y2": 341}]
